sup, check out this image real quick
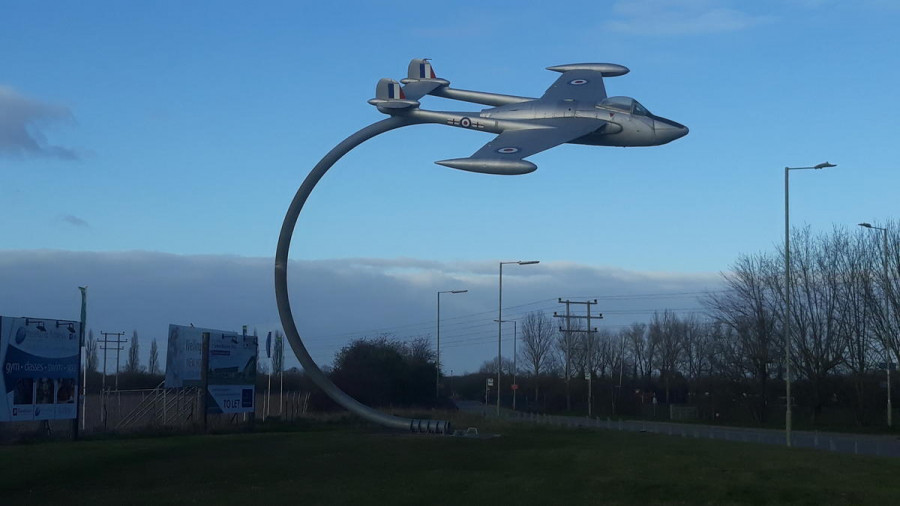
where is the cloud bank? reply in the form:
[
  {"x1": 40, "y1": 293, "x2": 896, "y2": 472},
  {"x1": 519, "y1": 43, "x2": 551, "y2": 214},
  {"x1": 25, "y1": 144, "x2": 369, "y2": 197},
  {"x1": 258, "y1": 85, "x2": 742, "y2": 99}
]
[
  {"x1": 0, "y1": 250, "x2": 723, "y2": 374},
  {"x1": 0, "y1": 85, "x2": 78, "y2": 160}
]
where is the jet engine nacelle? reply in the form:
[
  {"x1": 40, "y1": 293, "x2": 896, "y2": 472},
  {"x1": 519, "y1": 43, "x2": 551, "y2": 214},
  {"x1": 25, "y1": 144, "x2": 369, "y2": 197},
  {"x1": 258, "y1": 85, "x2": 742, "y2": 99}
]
[{"x1": 546, "y1": 63, "x2": 630, "y2": 77}]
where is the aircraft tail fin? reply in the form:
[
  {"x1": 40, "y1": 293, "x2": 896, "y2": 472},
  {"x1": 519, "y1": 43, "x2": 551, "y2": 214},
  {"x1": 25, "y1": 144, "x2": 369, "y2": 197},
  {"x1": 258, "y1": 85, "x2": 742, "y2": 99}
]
[
  {"x1": 368, "y1": 78, "x2": 419, "y2": 110},
  {"x1": 378, "y1": 78, "x2": 406, "y2": 100},
  {"x1": 407, "y1": 58, "x2": 438, "y2": 80},
  {"x1": 401, "y1": 58, "x2": 450, "y2": 101}
]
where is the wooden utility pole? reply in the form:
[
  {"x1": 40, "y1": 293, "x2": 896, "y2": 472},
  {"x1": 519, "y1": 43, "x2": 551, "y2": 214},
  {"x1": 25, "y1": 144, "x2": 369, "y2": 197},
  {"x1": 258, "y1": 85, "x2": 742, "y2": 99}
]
[
  {"x1": 554, "y1": 299, "x2": 603, "y2": 414},
  {"x1": 98, "y1": 331, "x2": 125, "y2": 429}
]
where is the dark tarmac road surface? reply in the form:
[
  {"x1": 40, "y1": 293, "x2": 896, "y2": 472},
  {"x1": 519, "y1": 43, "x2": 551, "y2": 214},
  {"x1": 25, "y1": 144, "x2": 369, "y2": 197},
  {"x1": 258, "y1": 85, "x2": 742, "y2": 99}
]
[{"x1": 455, "y1": 400, "x2": 900, "y2": 458}]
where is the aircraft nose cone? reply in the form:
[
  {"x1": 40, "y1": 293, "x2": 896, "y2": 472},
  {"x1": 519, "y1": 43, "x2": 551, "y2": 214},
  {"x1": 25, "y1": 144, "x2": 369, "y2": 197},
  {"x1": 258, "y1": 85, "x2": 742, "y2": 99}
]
[{"x1": 653, "y1": 117, "x2": 688, "y2": 144}]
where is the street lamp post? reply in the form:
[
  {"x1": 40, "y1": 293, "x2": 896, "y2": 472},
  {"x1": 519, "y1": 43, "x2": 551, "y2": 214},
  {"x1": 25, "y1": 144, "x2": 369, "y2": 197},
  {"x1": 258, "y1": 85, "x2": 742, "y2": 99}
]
[
  {"x1": 784, "y1": 161, "x2": 834, "y2": 447},
  {"x1": 436, "y1": 289, "x2": 467, "y2": 401},
  {"x1": 860, "y1": 222, "x2": 892, "y2": 427},
  {"x1": 78, "y1": 286, "x2": 87, "y2": 439},
  {"x1": 512, "y1": 320, "x2": 518, "y2": 411},
  {"x1": 494, "y1": 319, "x2": 518, "y2": 410},
  {"x1": 498, "y1": 260, "x2": 539, "y2": 416}
]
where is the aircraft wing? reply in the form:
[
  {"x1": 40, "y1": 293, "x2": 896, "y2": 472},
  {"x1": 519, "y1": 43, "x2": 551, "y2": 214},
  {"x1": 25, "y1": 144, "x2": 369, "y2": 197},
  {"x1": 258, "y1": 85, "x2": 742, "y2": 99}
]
[
  {"x1": 435, "y1": 117, "x2": 606, "y2": 175},
  {"x1": 539, "y1": 63, "x2": 630, "y2": 103},
  {"x1": 540, "y1": 69, "x2": 609, "y2": 102}
]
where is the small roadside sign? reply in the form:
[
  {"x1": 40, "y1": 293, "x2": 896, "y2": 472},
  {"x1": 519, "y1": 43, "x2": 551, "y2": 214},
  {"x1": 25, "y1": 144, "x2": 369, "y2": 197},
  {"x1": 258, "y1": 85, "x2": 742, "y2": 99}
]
[
  {"x1": 487, "y1": 378, "x2": 494, "y2": 387},
  {"x1": 511, "y1": 384, "x2": 518, "y2": 390}
]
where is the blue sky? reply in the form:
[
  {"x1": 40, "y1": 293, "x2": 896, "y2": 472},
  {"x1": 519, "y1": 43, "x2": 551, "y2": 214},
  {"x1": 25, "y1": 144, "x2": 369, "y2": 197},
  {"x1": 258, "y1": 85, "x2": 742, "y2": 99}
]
[{"x1": 2, "y1": 1, "x2": 900, "y2": 373}]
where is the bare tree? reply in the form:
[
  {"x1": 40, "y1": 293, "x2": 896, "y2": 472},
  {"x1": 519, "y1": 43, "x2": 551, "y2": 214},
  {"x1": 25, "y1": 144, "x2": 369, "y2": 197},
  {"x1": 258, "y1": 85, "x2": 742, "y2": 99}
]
[
  {"x1": 866, "y1": 219, "x2": 900, "y2": 369},
  {"x1": 651, "y1": 311, "x2": 685, "y2": 403},
  {"x1": 680, "y1": 315, "x2": 714, "y2": 384},
  {"x1": 625, "y1": 323, "x2": 654, "y2": 381},
  {"x1": 85, "y1": 329, "x2": 99, "y2": 373},
  {"x1": 589, "y1": 328, "x2": 617, "y2": 379},
  {"x1": 148, "y1": 338, "x2": 160, "y2": 375},
  {"x1": 827, "y1": 227, "x2": 878, "y2": 423},
  {"x1": 519, "y1": 311, "x2": 557, "y2": 399},
  {"x1": 478, "y1": 356, "x2": 515, "y2": 375},
  {"x1": 704, "y1": 323, "x2": 738, "y2": 378},
  {"x1": 705, "y1": 253, "x2": 781, "y2": 422},
  {"x1": 556, "y1": 318, "x2": 588, "y2": 410},
  {"x1": 125, "y1": 330, "x2": 141, "y2": 373},
  {"x1": 272, "y1": 330, "x2": 285, "y2": 375},
  {"x1": 575, "y1": 326, "x2": 604, "y2": 378},
  {"x1": 255, "y1": 328, "x2": 268, "y2": 374},
  {"x1": 556, "y1": 317, "x2": 585, "y2": 410},
  {"x1": 404, "y1": 335, "x2": 435, "y2": 364},
  {"x1": 787, "y1": 227, "x2": 847, "y2": 421}
]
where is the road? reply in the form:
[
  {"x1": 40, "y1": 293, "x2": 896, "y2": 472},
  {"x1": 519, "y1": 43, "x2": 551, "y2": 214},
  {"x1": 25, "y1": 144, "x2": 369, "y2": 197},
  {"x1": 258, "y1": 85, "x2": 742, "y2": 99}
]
[{"x1": 454, "y1": 400, "x2": 900, "y2": 458}]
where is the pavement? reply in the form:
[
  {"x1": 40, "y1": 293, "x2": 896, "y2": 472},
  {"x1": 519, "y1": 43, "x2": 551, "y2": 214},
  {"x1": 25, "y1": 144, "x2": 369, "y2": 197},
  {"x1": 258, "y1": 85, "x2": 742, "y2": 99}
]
[{"x1": 454, "y1": 400, "x2": 900, "y2": 458}]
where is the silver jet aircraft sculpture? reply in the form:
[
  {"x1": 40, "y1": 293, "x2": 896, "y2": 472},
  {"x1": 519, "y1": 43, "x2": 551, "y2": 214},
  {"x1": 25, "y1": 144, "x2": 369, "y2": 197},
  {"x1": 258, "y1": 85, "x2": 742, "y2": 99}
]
[
  {"x1": 368, "y1": 59, "x2": 688, "y2": 175},
  {"x1": 275, "y1": 59, "x2": 688, "y2": 434}
]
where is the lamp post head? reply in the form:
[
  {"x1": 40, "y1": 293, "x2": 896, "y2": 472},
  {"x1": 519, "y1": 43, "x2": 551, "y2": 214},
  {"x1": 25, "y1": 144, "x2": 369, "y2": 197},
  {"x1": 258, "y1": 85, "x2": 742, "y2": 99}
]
[
  {"x1": 859, "y1": 222, "x2": 887, "y2": 232},
  {"x1": 518, "y1": 260, "x2": 540, "y2": 265},
  {"x1": 439, "y1": 289, "x2": 468, "y2": 295},
  {"x1": 814, "y1": 162, "x2": 836, "y2": 169}
]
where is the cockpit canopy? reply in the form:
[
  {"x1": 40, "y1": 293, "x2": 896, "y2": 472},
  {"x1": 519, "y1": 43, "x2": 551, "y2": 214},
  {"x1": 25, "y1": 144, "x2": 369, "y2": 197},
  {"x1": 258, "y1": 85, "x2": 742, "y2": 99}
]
[{"x1": 599, "y1": 96, "x2": 650, "y2": 116}]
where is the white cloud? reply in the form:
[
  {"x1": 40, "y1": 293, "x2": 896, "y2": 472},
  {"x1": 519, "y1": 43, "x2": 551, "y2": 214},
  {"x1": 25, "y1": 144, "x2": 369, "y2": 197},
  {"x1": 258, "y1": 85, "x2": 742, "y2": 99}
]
[
  {"x1": 0, "y1": 85, "x2": 79, "y2": 160},
  {"x1": 605, "y1": 0, "x2": 774, "y2": 35}
]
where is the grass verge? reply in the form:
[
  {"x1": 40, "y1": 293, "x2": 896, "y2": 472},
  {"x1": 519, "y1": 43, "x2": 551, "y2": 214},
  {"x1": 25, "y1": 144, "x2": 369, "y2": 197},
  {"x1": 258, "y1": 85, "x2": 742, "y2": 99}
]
[{"x1": 2, "y1": 420, "x2": 898, "y2": 505}]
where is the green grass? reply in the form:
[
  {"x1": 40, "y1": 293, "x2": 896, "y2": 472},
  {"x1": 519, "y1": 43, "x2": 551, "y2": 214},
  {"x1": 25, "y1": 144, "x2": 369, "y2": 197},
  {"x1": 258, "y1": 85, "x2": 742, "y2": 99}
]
[{"x1": 2, "y1": 419, "x2": 899, "y2": 505}]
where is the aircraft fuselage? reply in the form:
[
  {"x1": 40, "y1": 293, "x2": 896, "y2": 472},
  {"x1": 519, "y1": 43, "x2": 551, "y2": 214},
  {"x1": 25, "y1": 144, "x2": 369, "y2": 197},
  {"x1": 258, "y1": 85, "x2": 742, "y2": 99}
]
[{"x1": 403, "y1": 96, "x2": 687, "y2": 148}]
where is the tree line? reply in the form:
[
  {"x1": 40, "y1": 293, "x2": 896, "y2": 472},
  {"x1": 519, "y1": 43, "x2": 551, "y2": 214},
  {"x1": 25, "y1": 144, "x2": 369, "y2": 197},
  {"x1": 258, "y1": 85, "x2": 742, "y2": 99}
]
[
  {"x1": 84, "y1": 330, "x2": 161, "y2": 376},
  {"x1": 467, "y1": 223, "x2": 899, "y2": 427}
]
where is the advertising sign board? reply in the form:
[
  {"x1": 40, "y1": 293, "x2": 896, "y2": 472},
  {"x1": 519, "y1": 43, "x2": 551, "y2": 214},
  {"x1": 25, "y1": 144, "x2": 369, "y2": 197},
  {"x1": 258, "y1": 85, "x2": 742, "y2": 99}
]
[
  {"x1": 164, "y1": 324, "x2": 257, "y2": 413},
  {"x1": 1, "y1": 316, "x2": 80, "y2": 422},
  {"x1": 206, "y1": 332, "x2": 257, "y2": 414},
  {"x1": 164, "y1": 324, "x2": 204, "y2": 388}
]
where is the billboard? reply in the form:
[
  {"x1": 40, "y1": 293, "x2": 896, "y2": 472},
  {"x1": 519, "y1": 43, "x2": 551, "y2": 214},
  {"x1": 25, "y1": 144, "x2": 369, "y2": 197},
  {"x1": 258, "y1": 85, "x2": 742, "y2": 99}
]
[
  {"x1": 207, "y1": 332, "x2": 257, "y2": 414},
  {"x1": 164, "y1": 324, "x2": 257, "y2": 413},
  {"x1": 1, "y1": 316, "x2": 80, "y2": 422},
  {"x1": 164, "y1": 324, "x2": 204, "y2": 388}
]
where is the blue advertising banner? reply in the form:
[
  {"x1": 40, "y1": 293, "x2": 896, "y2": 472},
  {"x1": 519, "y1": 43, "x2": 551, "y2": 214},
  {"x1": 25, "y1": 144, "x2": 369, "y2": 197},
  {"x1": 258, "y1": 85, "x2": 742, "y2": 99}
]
[{"x1": 1, "y1": 316, "x2": 80, "y2": 422}]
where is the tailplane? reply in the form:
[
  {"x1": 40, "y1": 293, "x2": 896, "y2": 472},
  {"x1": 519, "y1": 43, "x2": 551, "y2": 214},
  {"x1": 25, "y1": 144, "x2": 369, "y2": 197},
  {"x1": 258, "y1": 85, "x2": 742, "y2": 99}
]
[
  {"x1": 368, "y1": 78, "x2": 419, "y2": 110},
  {"x1": 400, "y1": 58, "x2": 449, "y2": 100}
]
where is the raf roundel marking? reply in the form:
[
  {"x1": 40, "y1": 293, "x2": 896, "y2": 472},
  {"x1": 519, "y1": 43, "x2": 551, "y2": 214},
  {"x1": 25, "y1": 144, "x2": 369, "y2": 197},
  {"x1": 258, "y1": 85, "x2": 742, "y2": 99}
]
[
  {"x1": 496, "y1": 147, "x2": 520, "y2": 154},
  {"x1": 568, "y1": 79, "x2": 588, "y2": 86},
  {"x1": 460, "y1": 117, "x2": 472, "y2": 128}
]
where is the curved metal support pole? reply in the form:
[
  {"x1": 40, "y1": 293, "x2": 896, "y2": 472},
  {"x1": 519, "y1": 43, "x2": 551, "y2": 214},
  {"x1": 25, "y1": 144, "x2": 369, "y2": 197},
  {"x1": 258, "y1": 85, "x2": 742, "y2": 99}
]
[{"x1": 275, "y1": 116, "x2": 450, "y2": 434}]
